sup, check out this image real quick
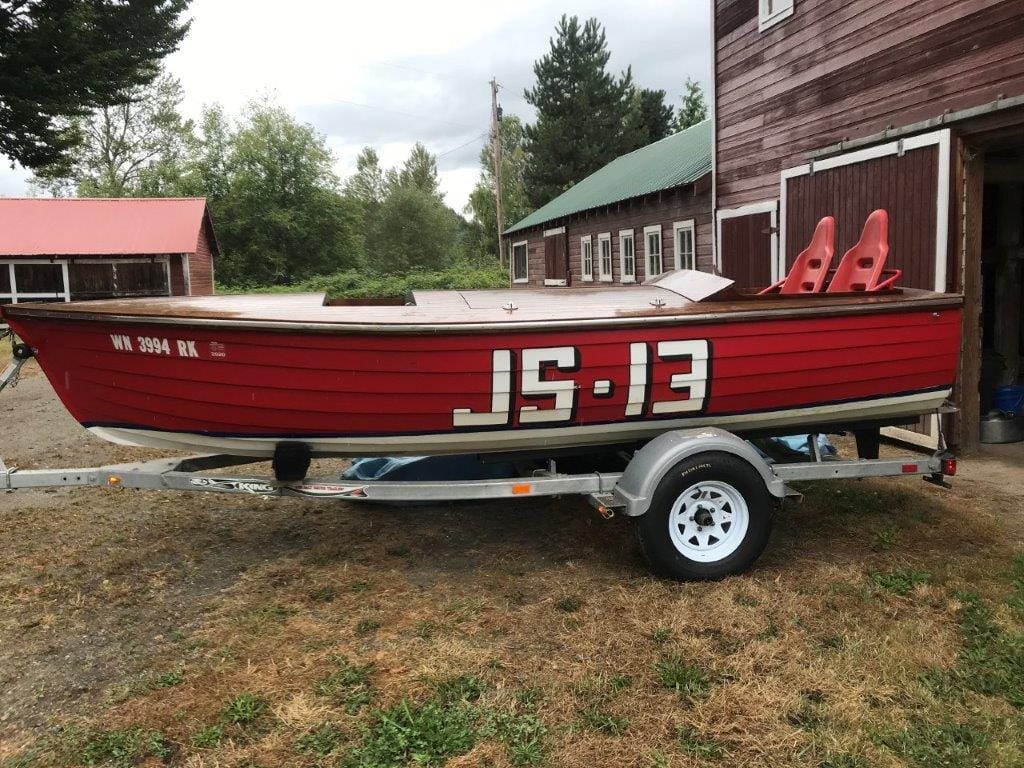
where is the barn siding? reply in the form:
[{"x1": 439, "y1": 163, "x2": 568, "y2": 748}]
[
  {"x1": 714, "y1": 0, "x2": 1024, "y2": 211},
  {"x1": 169, "y1": 256, "x2": 187, "y2": 296},
  {"x1": 507, "y1": 182, "x2": 712, "y2": 287},
  {"x1": 189, "y1": 222, "x2": 216, "y2": 296}
]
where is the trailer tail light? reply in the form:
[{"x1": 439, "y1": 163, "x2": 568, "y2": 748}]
[{"x1": 942, "y1": 457, "x2": 957, "y2": 476}]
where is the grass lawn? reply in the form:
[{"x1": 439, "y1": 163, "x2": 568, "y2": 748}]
[{"x1": 1, "y1": 369, "x2": 1022, "y2": 767}]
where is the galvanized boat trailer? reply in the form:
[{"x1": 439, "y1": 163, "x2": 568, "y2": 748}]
[{"x1": 0, "y1": 341, "x2": 956, "y2": 579}]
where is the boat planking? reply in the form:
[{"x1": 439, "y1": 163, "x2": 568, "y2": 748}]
[{"x1": 1, "y1": 273, "x2": 963, "y2": 457}]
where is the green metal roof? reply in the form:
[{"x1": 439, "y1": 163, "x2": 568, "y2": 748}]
[{"x1": 505, "y1": 118, "x2": 711, "y2": 235}]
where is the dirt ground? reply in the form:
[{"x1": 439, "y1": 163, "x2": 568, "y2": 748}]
[{"x1": 1, "y1": 361, "x2": 1022, "y2": 767}]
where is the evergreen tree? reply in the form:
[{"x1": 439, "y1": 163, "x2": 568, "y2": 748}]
[
  {"x1": 624, "y1": 87, "x2": 674, "y2": 147},
  {"x1": 0, "y1": 0, "x2": 190, "y2": 171},
  {"x1": 465, "y1": 115, "x2": 529, "y2": 260},
  {"x1": 522, "y1": 15, "x2": 635, "y2": 208},
  {"x1": 673, "y1": 77, "x2": 709, "y2": 131}
]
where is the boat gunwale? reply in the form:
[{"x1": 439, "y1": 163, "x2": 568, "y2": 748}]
[{"x1": 3, "y1": 294, "x2": 963, "y2": 335}]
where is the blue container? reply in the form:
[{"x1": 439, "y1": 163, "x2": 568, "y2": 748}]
[{"x1": 994, "y1": 384, "x2": 1024, "y2": 415}]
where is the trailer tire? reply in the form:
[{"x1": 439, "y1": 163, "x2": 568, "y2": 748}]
[{"x1": 635, "y1": 452, "x2": 772, "y2": 581}]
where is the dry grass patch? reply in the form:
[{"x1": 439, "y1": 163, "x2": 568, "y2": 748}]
[{"x1": 2, "y1": 438, "x2": 1024, "y2": 768}]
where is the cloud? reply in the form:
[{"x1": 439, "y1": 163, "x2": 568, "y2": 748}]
[{"x1": 2, "y1": 0, "x2": 711, "y2": 210}]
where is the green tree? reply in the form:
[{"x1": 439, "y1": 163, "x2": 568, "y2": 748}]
[
  {"x1": 391, "y1": 141, "x2": 442, "y2": 199},
  {"x1": 522, "y1": 15, "x2": 636, "y2": 208},
  {"x1": 204, "y1": 100, "x2": 362, "y2": 286},
  {"x1": 30, "y1": 72, "x2": 195, "y2": 197},
  {"x1": 673, "y1": 78, "x2": 708, "y2": 131},
  {"x1": 625, "y1": 87, "x2": 674, "y2": 147},
  {"x1": 344, "y1": 147, "x2": 386, "y2": 207},
  {"x1": 180, "y1": 104, "x2": 232, "y2": 201},
  {"x1": 465, "y1": 115, "x2": 529, "y2": 260},
  {"x1": 0, "y1": 0, "x2": 190, "y2": 171},
  {"x1": 371, "y1": 185, "x2": 456, "y2": 273}
]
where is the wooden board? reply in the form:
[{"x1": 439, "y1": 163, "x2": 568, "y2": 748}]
[{"x1": 714, "y1": 0, "x2": 1024, "y2": 208}]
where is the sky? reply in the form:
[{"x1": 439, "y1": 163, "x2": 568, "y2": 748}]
[{"x1": 0, "y1": 0, "x2": 711, "y2": 213}]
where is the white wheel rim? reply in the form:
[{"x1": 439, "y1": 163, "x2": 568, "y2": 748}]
[{"x1": 668, "y1": 480, "x2": 749, "y2": 563}]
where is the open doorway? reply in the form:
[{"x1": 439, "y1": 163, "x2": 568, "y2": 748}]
[{"x1": 978, "y1": 142, "x2": 1024, "y2": 444}]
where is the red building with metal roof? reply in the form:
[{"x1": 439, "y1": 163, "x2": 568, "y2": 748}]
[{"x1": 0, "y1": 197, "x2": 218, "y2": 319}]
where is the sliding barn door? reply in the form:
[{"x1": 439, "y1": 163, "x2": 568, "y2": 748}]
[{"x1": 781, "y1": 130, "x2": 951, "y2": 448}]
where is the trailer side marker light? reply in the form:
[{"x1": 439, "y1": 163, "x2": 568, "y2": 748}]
[
  {"x1": 107, "y1": 475, "x2": 122, "y2": 486},
  {"x1": 511, "y1": 483, "x2": 532, "y2": 495},
  {"x1": 901, "y1": 464, "x2": 917, "y2": 473},
  {"x1": 942, "y1": 457, "x2": 957, "y2": 476}
]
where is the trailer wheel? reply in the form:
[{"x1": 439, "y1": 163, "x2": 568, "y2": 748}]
[{"x1": 635, "y1": 452, "x2": 772, "y2": 581}]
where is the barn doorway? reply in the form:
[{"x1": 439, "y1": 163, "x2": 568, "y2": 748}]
[
  {"x1": 543, "y1": 227, "x2": 569, "y2": 286},
  {"x1": 715, "y1": 201, "x2": 777, "y2": 288},
  {"x1": 978, "y1": 142, "x2": 1024, "y2": 438}
]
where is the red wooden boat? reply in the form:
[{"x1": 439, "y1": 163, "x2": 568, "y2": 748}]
[{"x1": 2, "y1": 270, "x2": 961, "y2": 458}]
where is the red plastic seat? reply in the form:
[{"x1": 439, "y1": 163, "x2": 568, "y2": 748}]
[
  {"x1": 826, "y1": 209, "x2": 901, "y2": 292},
  {"x1": 759, "y1": 216, "x2": 835, "y2": 295}
]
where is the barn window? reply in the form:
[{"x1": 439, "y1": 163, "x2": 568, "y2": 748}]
[
  {"x1": 581, "y1": 235, "x2": 593, "y2": 281},
  {"x1": 68, "y1": 258, "x2": 170, "y2": 300},
  {"x1": 619, "y1": 230, "x2": 636, "y2": 283},
  {"x1": 0, "y1": 261, "x2": 70, "y2": 327},
  {"x1": 673, "y1": 220, "x2": 696, "y2": 270},
  {"x1": 644, "y1": 225, "x2": 663, "y2": 278},
  {"x1": 598, "y1": 233, "x2": 612, "y2": 282},
  {"x1": 511, "y1": 240, "x2": 529, "y2": 283},
  {"x1": 758, "y1": 0, "x2": 794, "y2": 31}
]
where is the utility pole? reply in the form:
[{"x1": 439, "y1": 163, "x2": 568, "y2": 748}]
[{"x1": 490, "y1": 78, "x2": 505, "y2": 269}]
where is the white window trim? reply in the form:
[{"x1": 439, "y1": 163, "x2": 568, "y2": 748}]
[
  {"x1": 619, "y1": 229, "x2": 636, "y2": 284},
  {"x1": 714, "y1": 200, "x2": 779, "y2": 281},
  {"x1": 597, "y1": 232, "x2": 612, "y2": 282},
  {"x1": 672, "y1": 220, "x2": 696, "y2": 271},
  {"x1": 643, "y1": 225, "x2": 663, "y2": 279},
  {"x1": 758, "y1": 0, "x2": 794, "y2": 32},
  {"x1": 1, "y1": 259, "x2": 71, "y2": 328},
  {"x1": 580, "y1": 235, "x2": 593, "y2": 282},
  {"x1": 511, "y1": 240, "x2": 529, "y2": 284},
  {"x1": 779, "y1": 128, "x2": 950, "y2": 292}
]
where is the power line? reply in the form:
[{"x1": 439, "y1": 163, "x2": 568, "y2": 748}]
[
  {"x1": 322, "y1": 95, "x2": 478, "y2": 132},
  {"x1": 436, "y1": 132, "x2": 488, "y2": 160}
]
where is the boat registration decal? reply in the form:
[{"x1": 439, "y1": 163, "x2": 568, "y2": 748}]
[
  {"x1": 453, "y1": 340, "x2": 709, "y2": 428},
  {"x1": 110, "y1": 334, "x2": 203, "y2": 358}
]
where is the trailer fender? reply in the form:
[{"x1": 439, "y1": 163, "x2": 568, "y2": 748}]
[{"x1": 613, "y1": 428, "x2": 786, "y2": 516}]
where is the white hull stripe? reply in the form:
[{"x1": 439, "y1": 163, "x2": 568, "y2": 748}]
[{"x1": 87, "y1": 389, "x2": 949, "y2": 457}]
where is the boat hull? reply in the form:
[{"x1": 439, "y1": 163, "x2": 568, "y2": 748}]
[{"x1": 5, "y1": 305, "x2": 961, "y2": 457}]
